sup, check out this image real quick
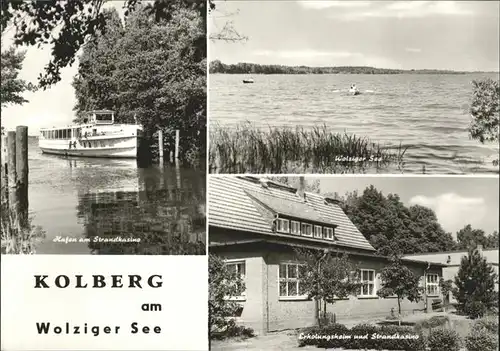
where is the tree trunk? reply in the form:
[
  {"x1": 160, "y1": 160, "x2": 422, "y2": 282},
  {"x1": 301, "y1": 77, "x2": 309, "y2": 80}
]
[
  {"x1": 316, "y1": 298, "x2": 321, "y2": 327},
  {"x1": 397, "y1": 298, "x2": 402, "y2": 326},
  {"x1": 316, "y1": 261, "x2": 321, "y2": 327},
  {"x1": 323, "y1": 300, "x2": 327, "y2": 319}
]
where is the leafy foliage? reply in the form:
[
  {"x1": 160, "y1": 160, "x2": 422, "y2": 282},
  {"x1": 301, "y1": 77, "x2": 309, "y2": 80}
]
[
  {"x1": 338, "y1": 186, "x2": 457, "y2": 256},
  {"x1": 295, "y1": 249, "x2": 361, "y2": 326},
  {"x1": 72, "y1": 2, "x2": 206, "y2": 162},
  {"x1": 468, "y1": 78, "x2": 500, "y2": 144},
  {"x1": 456, "y1": 224, "x2": 499, "y2": 250},
  {"x1": 473, "y1": 316, "x2": 499, "y2": 335},
  {"x1": 427, "y1": 328, "x2": 461, "y2": 351},
  {"x1": 465, "y1": 321, "x2": 499, "y2": 351},
  {"x1": 0, "y1": 44, "x2": 34, "y2": 108},
  {"x1": 377, "y1": 256, "x2": 424, "y2": 314},
  {"x1": 452, "y1": 248, "x2": 498, "y2": 318},
  {"x1": 208, "y1": 254, "x2": 245, "y2": 338},
  {"x1": 1, "y1": 0, "x2": 209, "y2": 88}
]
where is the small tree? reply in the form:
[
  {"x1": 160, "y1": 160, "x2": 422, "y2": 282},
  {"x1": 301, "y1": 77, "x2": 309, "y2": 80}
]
[
  {"x1": 439, "y1": 278, "x2": 454, "y2": 311},
  {"x1": 296, "y1": 248, "x2": 360, "y2": 326},
  {"x1": 208, "y1": 254, "x2": 245, "y2": 338},
  {"x1": 468, "y1": 78, "x2": 499, "y2": 165},
  {"x1": 377, "y1": 256, "x2": 424, "y2": 320},
  {"x1": 1, "y1": 45, "x2": 34, "y2": 109},
  {"x1": 452, "y1": 247, "x2": 498, "y2": 319}
]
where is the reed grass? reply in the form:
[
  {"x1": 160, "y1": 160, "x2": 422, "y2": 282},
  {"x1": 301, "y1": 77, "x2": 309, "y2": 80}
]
[{"x1": 209, "y1": 122, "x2": 408, "y2": 173}]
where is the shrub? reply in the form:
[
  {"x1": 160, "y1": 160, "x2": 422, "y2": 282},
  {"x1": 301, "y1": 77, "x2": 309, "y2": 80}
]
[
  {"x1": 298, "y1": 323, "x2": 349, "y2": 348},
  {"x1": 224, "y1": 321, "x2": 255, "y2": 339},
  {"x1": 378, "y1": 324, "x2": 426, "y2": 351},
  {"x1": 465, "y1": 326, "x2": 498, "y2": 351},
  {"x1": 350, "y1": 323, "x2": 379, "y2": 349},
  {"x1": 427, "y1": 328, "x2": 461, "y2": 351},
  {"x1": 473, "y1": 316, "x2": 499, "y2": 334},
  {"x1": 208, "y1": 254, "x2": 245, "y2": 339},
  {"x1": 316, "y1": 323, "x2": 350, "y2": 349},
  {"x1": 464, "y1": 300, "x2": 488, "y2": 319},
  {"x1": 298, "y1": 323, "x2": 426, "y2": 350}
]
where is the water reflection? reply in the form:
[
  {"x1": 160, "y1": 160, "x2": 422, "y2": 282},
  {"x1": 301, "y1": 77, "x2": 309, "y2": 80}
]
[
  {"x1": 75, "y1": 165, "x2": 206, "y2": 255},
  {"x1": 26, "y1": 137, "x2": 205, "y2": 255}
]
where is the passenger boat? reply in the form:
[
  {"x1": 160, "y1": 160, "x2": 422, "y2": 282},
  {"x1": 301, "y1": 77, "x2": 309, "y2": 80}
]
[{"x1": 39, "y1": 110, "x2": 143, "y2": 159}]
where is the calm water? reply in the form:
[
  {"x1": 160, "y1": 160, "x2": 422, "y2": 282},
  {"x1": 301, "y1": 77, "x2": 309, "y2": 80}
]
[
  {"x1": 210, "y1": 73, "x2": 500, "y2": 174},
  {"x1": 26, "y1": 138, "x2": 206, "y2": 254}
]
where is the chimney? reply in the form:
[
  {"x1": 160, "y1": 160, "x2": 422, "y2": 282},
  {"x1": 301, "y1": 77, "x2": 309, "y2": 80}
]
[{"x1": 297, "y1": 176, "x2": 306, "y2": 200}]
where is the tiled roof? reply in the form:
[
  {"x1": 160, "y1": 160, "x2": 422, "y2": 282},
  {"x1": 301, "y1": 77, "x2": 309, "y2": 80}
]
[{"x1": 209, "y1": 176, "x2": 375, "y2": 251}]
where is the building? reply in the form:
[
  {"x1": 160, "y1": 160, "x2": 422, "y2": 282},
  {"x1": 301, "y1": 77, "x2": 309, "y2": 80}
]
[
  {"x1": 404, "y1": 247, "x2": 499, "y2": 303},
  {"x1": 209, "y1": 176, "x2": 445, "y2": 335}
]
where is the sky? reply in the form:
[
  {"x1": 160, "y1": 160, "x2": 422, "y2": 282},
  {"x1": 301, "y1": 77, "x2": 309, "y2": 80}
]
[
  {"x1": 315, "y1": 176, "x2": 499, "y2": 237},
  {"x1": 209, "y1": 1, "x2": 500, "y2": 71},
  {"x1": 0, "y1": 2, "x2": 125, "y2": 135}
]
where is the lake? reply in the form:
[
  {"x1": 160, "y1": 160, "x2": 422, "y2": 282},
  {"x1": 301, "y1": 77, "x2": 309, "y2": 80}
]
[
  {"x1": 23, "y1": 138, "x2": 206, "y2": 254},
  {"x1": 210, "y1": 73, "x2": 499, "y2": 174}
]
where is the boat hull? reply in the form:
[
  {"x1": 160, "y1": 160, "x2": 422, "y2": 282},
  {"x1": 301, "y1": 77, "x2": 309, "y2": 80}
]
[
  {"x1": 39, "y1": 135, "x2": 140, "y2": 159},
  {"x1": 40, "y1": 146, "x2": 137, "y2": 158}
]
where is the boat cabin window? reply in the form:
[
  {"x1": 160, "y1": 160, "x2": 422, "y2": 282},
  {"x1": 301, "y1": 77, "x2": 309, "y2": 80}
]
[{"x1": 94, "y1": 112, "x2": 114, "y2": 124}]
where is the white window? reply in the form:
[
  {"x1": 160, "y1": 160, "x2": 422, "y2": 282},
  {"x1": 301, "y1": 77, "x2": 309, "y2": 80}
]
[
  {"x1": 426, "y1": 274, "x2": 440, "y2": 296},
  {"x1": 279, "y1": 263, "x2": 306, "y2": 298},
  {"x1": 359, "y1": 269, "x2": 376, "y2": 297},
  {"x1": 301, "y1": 223, "x2": 312, "y2": 237},
  {"x1": 276, "y1": 218, "x2": 290, "y2": 233},
  {"x1": 225, "y1": 261, "x2": 246, "y2": 300},
  {"x1": 314, "y1": 225, "x2": 322, "y2": 238},
  {"x1": 290, "y1": 221, "x2": 300, "y2": 235},
  {"x1": 323, "y1": 227, "x2": 334, "y2": 240}
]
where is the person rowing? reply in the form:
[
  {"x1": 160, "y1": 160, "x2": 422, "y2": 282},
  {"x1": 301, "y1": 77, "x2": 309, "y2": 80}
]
[{"x1": 349, "y1": 84, "x2": 360, "y2": 95}]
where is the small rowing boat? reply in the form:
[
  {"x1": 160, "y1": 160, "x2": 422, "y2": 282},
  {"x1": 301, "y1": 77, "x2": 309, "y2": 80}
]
[{"x1": 243, "y1": 78, "x2": 254, "y2": 84}]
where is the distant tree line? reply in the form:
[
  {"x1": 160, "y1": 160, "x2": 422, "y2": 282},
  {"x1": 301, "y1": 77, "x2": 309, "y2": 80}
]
[
  {"x1": 209, "y1": 60, "x2": 470, "y2": 75},
  {"x1": 337, "y1": 186, "x2": 499, "y2": 255},
  {"x1": 270, "y1": 178, "x2": 498, "y2": 256}
]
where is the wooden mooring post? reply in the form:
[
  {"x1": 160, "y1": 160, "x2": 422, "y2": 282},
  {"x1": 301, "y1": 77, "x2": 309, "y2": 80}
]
[
  {"x1": 174, "y1": 129, "x2": 180, "y2": 163},
  {"x1": 1, "y1": 126, "x2": 29, "y2": 253},
  {"x1": 166, "y1": 129, "x2": 180, "y2": 164},
  {"x1": 7, "y1": 131, "x2": 17, "y2": 212},
  {"x1": 158, "y1": 129, "x2": 164, "y2": 163},
  {"x1": 16, "y1": 126, "x2": 29, "y2": 229}
]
